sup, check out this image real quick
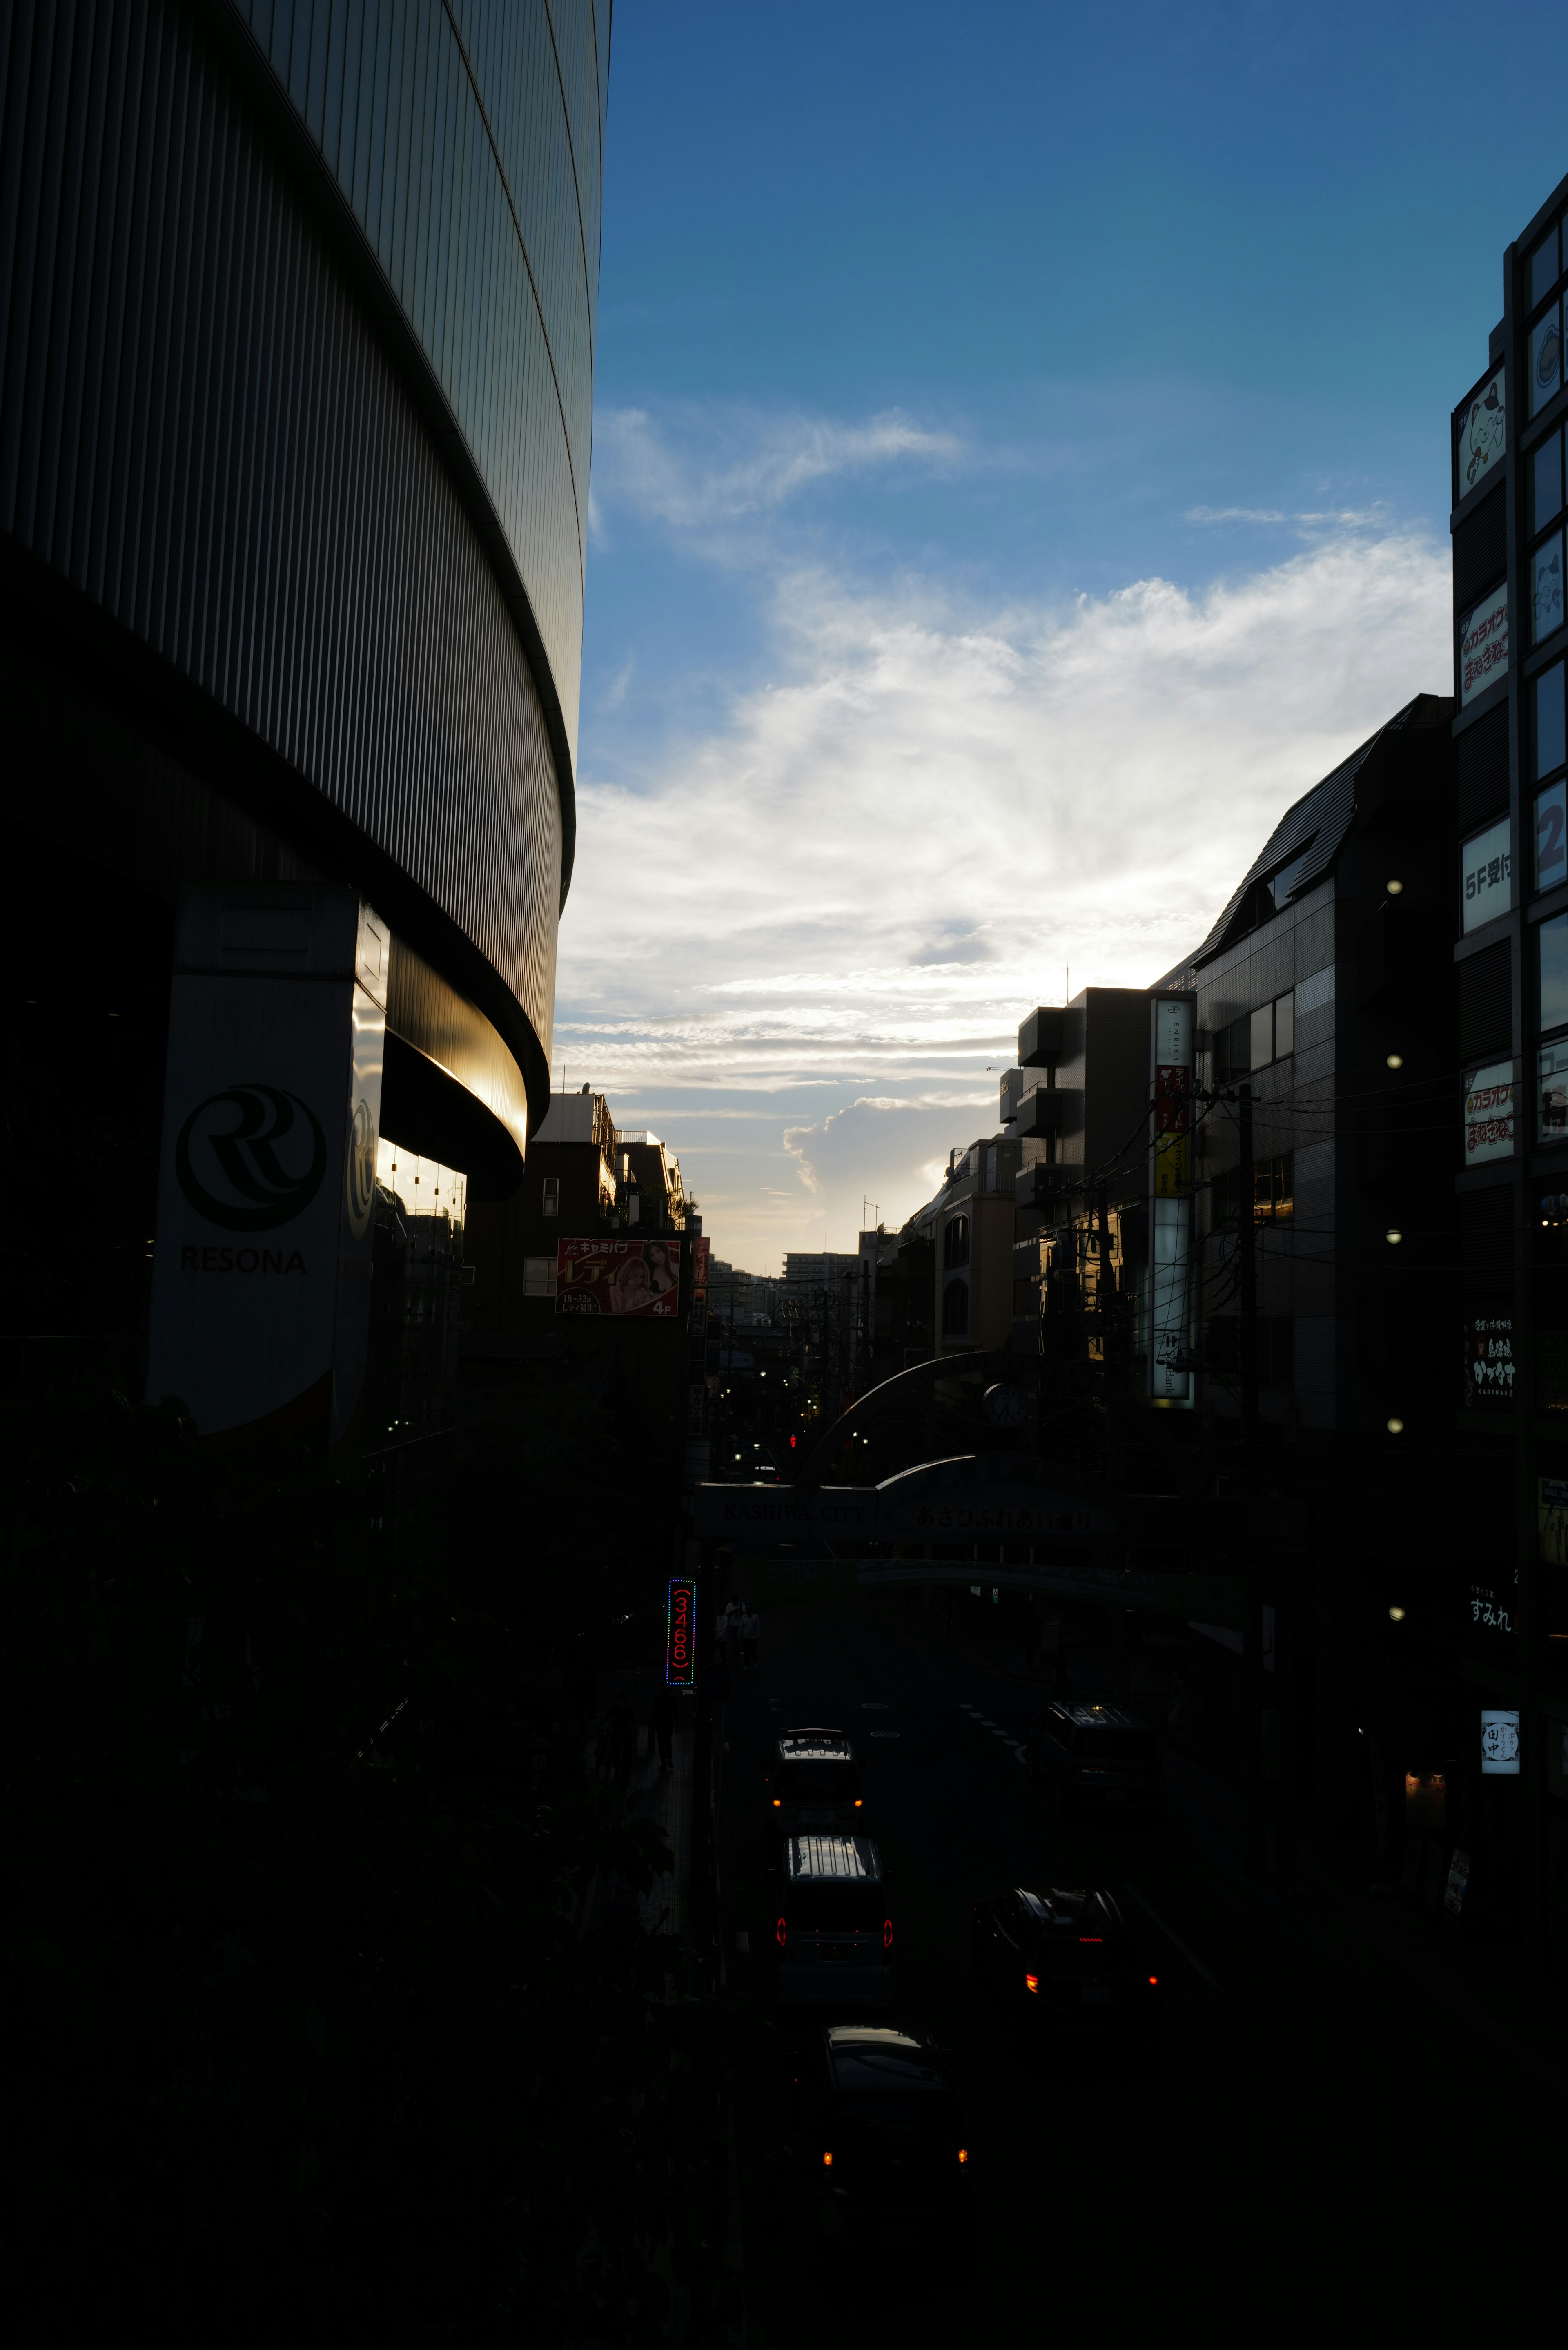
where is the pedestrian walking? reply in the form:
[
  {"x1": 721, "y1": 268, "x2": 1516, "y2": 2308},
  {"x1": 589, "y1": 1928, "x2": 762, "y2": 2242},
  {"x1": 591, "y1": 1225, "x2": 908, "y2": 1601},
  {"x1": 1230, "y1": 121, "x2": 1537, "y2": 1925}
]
[
  {"x1": 607, "y1": 1689, "x2": 638, "y2": 1785},
  {"x1": 740, "y1": 1604, "x2": 761, "y2": 1672},
  {"x1": 648, "y1": 1685, "x2": 677, "y2": 1771}
]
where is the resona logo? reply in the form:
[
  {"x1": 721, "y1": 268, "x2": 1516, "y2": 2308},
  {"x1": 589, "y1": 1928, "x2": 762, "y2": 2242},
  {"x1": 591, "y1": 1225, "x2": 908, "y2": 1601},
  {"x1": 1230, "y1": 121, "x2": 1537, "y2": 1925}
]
[
  {"x1": 346, "y1": 1097, "x2": 377, "y2": 1238},
  {"x1": 175, "y1": 1084, "x2": 327, "y2": 1232}
]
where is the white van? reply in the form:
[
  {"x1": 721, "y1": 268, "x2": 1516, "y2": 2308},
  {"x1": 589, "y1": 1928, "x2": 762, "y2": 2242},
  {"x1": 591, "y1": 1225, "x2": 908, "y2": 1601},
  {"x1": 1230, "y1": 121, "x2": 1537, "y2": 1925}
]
[{"x1": 774, "y1": 1835, "x2": 893, "y2": 2011}]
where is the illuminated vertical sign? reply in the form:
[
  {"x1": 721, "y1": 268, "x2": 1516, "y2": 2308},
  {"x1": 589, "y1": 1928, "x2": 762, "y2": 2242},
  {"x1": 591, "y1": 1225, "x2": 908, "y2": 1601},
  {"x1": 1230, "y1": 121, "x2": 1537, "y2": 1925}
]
[
  {"x1": 1480, "y1": 1710, "x2": 1520, "y2": 1775},
  {"x1": 1149, "y1": 994, "x2": 1193, "y2": 1404},
  {"x1": 147, "y1": 890, "x2": 386, "y2": 1443},
  {"x1": 666, "y1": 1577, "x2": 697, "y2": 1688}
]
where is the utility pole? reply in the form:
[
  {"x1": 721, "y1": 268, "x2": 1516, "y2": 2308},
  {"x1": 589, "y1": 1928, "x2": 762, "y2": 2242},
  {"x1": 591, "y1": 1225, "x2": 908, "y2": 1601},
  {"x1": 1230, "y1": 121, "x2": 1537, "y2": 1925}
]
[
  {"x1": 1236, "y1": 1079, "x2": 1269, "y2": 1882},
  {"x1": 1237, "y1": 1081, "x2": 1258, "y2": 1456}
]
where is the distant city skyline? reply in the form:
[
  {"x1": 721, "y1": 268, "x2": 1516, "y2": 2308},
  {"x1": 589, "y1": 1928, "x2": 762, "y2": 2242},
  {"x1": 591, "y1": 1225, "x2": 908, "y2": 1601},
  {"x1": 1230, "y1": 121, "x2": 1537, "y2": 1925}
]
[{"x1": 563, "y1": 0, "x2": 1568, "y2": 1269}]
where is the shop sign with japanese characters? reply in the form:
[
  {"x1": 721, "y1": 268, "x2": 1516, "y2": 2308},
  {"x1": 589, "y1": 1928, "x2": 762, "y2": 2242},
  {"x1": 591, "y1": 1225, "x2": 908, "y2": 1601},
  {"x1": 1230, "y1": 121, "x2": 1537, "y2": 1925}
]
[
  {"x1": 1463, "y1": 1061, "x2": 1514, "y2": 1165},
  {"x1": 1481, "y1": 1709, "x2": 1521, "y2": 1775},
  {"x1": 556, "y1": 1237, "x2": 682, "y2": 1317},
  {"x1": 1459, "y1": 582, "x2": 1509, "y2": 706},
  {"x1": 1460, "y1": 816, "x2": 1511, "y2": 933},
  {"x1": 1463, "y1": 1312, "x2": 1515, "y2": 1407}
]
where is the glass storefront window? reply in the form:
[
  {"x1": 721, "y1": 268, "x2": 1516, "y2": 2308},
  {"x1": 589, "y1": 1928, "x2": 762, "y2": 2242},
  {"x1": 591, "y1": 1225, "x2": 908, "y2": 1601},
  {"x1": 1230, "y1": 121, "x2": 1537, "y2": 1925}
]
[
  {"x1": 1531, "y1": 301, "x2": 1563, "y2": 418},
  {"x1": 1540, "y1": 911, "x2": 1568, "y2": 1032},
  {"x1": 1535, "y1": 659, "x2": 1567, "y2": 781},
  {"x1": 1539, "y1": 1038, "x2": 1568, "y2": 1142},
  {"x1": 1532, "y1": 224, "x2": 1562, "y2": 309},
  {"x1": 1538, "y1": 778, "x2": 1568, "y2": 893},
  {"x1": 1462, "y1": 815, "x2": 1512, "y2": 931},
  {"x1": 1534, "y1": 529, "x2": 1565, "y2": 644},
  {"x1": 1531, "y1": 426, "x2": 1564, "y2": 534}
]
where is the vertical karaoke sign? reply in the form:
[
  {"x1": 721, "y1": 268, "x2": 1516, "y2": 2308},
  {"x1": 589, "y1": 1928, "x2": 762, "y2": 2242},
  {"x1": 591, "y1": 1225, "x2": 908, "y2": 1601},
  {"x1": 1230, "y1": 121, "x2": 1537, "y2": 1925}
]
[
  {"x1": 666, "y1": 1576, "x2": 697, "y2": 1689},
  {"x1": 1149, "y1": 993, "x2": 1194, "y2": 1402}
]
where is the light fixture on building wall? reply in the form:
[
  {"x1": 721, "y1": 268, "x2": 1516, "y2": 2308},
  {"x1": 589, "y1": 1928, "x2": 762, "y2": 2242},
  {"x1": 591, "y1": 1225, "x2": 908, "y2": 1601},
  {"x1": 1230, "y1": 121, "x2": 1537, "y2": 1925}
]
[
  {"x1": 1385, "y1": 1228, "x2": 1403, "y2": 1244},
  {"x1": 1388, "y1": 1605, "x2": 1407, "y2": 1621},
  {"x1": 1386, "y1": 1416, "x2": 1405, "y2": 1434},
  {"x1": 1386, "y1": 1052, "x2": 1404, "y2": 1069},
  {"x1": 1386, "y1": 878, "x2": 1403, "y2": 895}
]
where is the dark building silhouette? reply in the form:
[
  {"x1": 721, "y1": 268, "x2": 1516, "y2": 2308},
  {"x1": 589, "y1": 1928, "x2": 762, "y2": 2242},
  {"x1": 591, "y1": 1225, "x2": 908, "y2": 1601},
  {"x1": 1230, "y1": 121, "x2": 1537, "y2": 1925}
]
[
  {"x1": 1450, "y1": 167, "x2": 1568, "y2": 1975},
  {"x1": 0, "y1": 1, "x2": 609, "y2": 1426}
]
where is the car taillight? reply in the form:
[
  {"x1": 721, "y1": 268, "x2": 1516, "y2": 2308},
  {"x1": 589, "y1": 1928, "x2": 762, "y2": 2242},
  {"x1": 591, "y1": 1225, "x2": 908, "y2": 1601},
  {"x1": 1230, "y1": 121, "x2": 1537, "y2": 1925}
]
[
  {"x1": 1024, "y1": 1972, "x2": 1039, "y2": 1993},
  {"x1": 1078, "y1": 1935, "x2": 1102, "y2": 1943},
  {"x1": 776, "y1": 1918, "x2": 786, "y2": 1946},
  {"x1": 854, "y1": 1798, "x2": 863, "y2": 1807},
  {"x1": 1148, "y1": 1974, "x2": 1158, "y2": 1986},
  {"x1": 883, "y1": 1917, "x2": 893, "y2": 1950},
  {"x1": 773, "y1": 1798, "x2": 781, "y2": 1807}
]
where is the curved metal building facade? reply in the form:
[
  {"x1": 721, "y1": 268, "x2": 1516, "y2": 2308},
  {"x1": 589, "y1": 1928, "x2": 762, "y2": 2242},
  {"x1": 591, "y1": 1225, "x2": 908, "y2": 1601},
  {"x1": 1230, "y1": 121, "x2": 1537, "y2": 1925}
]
[{"x1": 0, "y1": 0, "x2": 606, "y2": 1184}]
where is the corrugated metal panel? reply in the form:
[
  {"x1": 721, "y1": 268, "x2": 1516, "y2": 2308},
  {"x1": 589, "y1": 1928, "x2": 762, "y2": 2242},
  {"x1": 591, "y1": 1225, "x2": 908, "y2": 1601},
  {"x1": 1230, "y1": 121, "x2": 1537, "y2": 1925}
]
[
  {"x1": 234, "y1": 0, "x2": 603, "y2": 765},
  {"x1": 0, "y1": 0, "x2": 572, "y2": 1090}
]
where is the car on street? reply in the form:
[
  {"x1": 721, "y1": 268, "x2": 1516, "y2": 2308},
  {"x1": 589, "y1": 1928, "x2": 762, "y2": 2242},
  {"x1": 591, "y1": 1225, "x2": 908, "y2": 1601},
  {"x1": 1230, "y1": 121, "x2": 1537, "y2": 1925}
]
[
  {"x1": 764, "y1": 1728, "x2": 866, "y2": 1845},
  {"x1": 794, "y1": 2024, "x2": 973, "y2": 2258},
  {"x1": 971, "y1": 1884, "x2": 1160, "y2": 2052},
  {"x1": 775, "y1": 1834, "x2": 893, "y2": 2010},
  {"x1": 1026, "y1": 1701, "x2": 1160, "y2": 1814}
]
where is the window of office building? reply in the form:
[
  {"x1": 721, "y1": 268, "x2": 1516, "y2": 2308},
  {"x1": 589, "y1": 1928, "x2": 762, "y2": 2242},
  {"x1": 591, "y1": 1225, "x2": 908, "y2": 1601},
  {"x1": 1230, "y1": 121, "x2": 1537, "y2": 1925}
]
[
  {"x1": 1530, "y1": 299, "x2": 1563, "y2": 419},
  {"x1": 1211, "y1": 1152, "x2": 1293, "y2": 1227},
  {"x1": 1539, "y1": 1039, "x2": 1568, "y2": 1145},
  {"x1": 1530, "y1": 219, "x2": 1562, "y2": 310},
  {"x1": 1532, "y1": 425, "x2": 1564, "y2": 536},
  {"x1": 1534, "y1": 529, "x2": 1565, "y2": 646},
  {"x1": 942, "y1": 1278, "x2": 969, "y2": 1336},
  {"x1": 943, "y1": 1213, "x2": 970, "y2": 1269},
  {"x1": 1539, "y1": 911, "x2": 1568, "y2": 1035},
  {"x1": 1535, "y1": 659, "x2": 1566, "y2": 783},
  {"x1": 1462, "y1": 816, "x2": 1513, "y2": 931},
  {"x1": 542, "y1": 1175, "x2": 560, "y2": 1217},
  {"x1": 1539, "y1": 778, "x2": 1568, "y2": 894},
  {"x1": 1241, "y1": 992, "x2": 1296, "y2": 1074}
]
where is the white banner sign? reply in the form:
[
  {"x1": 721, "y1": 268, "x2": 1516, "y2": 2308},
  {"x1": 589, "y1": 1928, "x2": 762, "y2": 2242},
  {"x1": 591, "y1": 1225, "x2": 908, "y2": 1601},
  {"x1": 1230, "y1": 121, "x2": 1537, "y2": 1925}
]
[{"x1": 147, "y1": 894, "x2": 385, "y2": 1440}]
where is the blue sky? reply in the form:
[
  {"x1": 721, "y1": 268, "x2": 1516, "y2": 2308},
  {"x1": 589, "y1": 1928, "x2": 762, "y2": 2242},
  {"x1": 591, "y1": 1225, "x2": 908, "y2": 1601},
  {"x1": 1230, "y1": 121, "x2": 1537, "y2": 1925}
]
[{"x1": 556, "y1": 0, "x2": 1568, "y2": 1270}]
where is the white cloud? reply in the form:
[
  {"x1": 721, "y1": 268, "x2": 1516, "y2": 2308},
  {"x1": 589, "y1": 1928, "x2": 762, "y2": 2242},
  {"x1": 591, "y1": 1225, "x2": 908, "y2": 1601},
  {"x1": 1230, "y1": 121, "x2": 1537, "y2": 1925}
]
[
  {"x1": 592, "y1": 403, "x2": 962, "y2": 534},
  {"x1": 561, "y1": 513, "x2": 1450, "y2": 1266},
  {"x1": 1184, "y1": 502, "x2": 1390, "y2": 528}
]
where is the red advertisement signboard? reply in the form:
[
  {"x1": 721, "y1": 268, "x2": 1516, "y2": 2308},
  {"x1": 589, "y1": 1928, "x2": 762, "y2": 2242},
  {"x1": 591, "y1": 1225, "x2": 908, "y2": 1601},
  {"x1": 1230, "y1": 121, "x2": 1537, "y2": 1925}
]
[
  {"x1": 1154, "y1": 1064, "x2": 1190, "y2": 1135},
  {"x1": 556, "y1": 1237, "x2": 682, "y2": 1317},
  {"x1": 666, "y1": 1577, "x2": 696, "y2": 1687},
  {"x1": 694, "y1": 1236, "x2": 709, "y2": 1292}
]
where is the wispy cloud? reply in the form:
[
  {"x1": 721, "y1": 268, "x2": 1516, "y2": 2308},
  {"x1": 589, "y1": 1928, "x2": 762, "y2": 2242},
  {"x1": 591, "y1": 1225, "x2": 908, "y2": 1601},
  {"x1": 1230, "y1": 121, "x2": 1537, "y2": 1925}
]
[
  {"x1": 1185, "y1": 502, "x2": 1391, "y2": 528},
  {"x1": 592, "y1": 403, "x2": 963, "y2": 534},
  {"x1": 564, "y1": 492, "x2": 1450, "y2": 1264}
]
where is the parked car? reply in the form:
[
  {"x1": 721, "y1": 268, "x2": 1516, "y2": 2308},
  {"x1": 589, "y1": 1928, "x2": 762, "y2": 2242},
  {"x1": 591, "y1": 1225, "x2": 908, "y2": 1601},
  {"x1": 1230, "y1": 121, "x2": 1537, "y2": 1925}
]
[
  {"x1": 775, "y1": 1834, "x2": 893, "y2": 2010},
  {"x1": 971, "y1": 1884, "x2": 1160, "y2": 2053},
  {"x1": 764, "y1": 1729, "x2": 866, "y2": 1846},
  {"x1": 794, "y1": 2024, "x2": 973, "y2": 2258},
  {"x1": 1026, "y1": 1701, "x2": 1160, "y2": 1814}
]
